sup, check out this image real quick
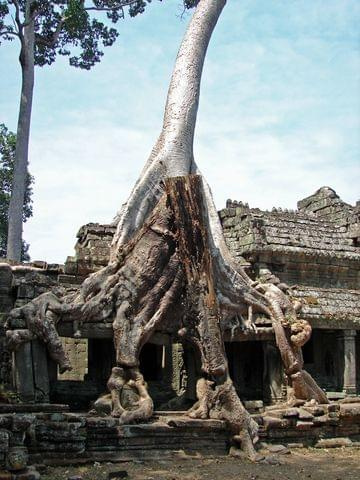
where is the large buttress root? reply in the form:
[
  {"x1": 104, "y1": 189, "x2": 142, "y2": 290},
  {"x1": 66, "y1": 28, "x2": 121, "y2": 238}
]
[
  {"x1": 166, "y1": 175, "x2": 259, "y2": 459},
  {"x1": 189, "y1": 376, "x2": 259, "y2": 461},
  {"x1": 107, "y1": 366, "x2": 154, "y2": 423},
  {"x1": 6, "y1": 174, "x2": 328, "y2": 456}
]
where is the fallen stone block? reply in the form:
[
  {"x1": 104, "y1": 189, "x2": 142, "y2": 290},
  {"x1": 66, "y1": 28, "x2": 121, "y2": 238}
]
[
  {"x1": 340, "y1": 403, "x2": 360, "y2": 418},
  {"x1": 298, "y1": 409, "x2": 314, "y2": 421},
  {"x1": 314, "y1": 437, "x2": 352, "y2": 448},
  {"x1": 262, "y1": 416, "x2": 289, "y2": 429},
  {"x1": 286, "y1": 442, "x2": 304, "y2": 448},
  {"x1": 296, "y1": 421, "x2": 313, "y2": 431}
]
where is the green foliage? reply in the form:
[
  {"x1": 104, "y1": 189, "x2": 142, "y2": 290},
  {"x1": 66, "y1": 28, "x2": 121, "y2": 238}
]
[
  {"x1": 1, "y1": 1, "x2": 197, "y2": 69},
  {"x1": 183, "y1": 0, "x2": 199, "y2": 9},
  {"x1": 0, "y1": 124, "x2": 33, "y2": 260},
  {"x1": 0, "y1": 382, "x2": 20, "y2": 404},
  {"x1": 0, "y1": 1, "x2": 159, "y2": 70}
]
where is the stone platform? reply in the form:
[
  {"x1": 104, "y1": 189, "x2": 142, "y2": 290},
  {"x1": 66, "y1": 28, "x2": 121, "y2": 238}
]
[
  {"x1": 257, "y1": 400, "x2": 360, "y2": 446},
  {"x1": 30, "y1": 412, "x2": 230, "y2": 465},
  {"x1": 1, "y1": 401, "x2": 360, "y2": 473}
]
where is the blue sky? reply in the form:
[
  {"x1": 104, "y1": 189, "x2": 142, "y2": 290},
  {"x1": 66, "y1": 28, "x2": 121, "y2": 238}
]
[{"x1": 1, "y1": 0, "x2": 359, "y2": 263}]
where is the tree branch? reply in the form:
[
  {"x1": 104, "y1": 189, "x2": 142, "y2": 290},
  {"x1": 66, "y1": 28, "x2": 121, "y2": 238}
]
[
  {"x1": 85, "y1": 0, "x2": 144, "y2": 12},
  {"x1": 10, "y1": 0, "x2": 23, "y2": 39},
  {"x1": 0, "y1": 28, "x2": 20, "y2": 39},
  {"x1": 35, "y1": 16, "x2": 66, "y2": 48}
]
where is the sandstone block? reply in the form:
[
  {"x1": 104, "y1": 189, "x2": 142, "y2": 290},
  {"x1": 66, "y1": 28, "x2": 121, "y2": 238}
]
[
  {"x1": 296, "y1": 420, "x2": 313, "y2": 430},
  {"x1": 314, "y1": 437, "x2": 352, "y2": 448}
]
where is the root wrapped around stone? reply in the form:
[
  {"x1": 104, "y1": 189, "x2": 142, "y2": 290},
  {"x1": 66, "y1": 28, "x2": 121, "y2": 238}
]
[
  {"x1": 92, "y1": 367, "x2": 154, "y2": 423},
  {"x1": 254, "y1": 278, "x2": 328, "y2": 405},
  {"x1": 5, "y1": 292, "x2": 75, "y2": 373},
  {"x1": 188, "y1": 376, "x2": 259, "y2": 461}
]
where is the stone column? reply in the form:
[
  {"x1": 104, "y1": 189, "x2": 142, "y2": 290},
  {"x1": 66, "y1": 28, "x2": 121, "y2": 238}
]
[
  {"x1": 171, "y1": 343, "x2": 185, "y2": 395},
  {"x1": 13, "y1": 343, "x2": 35, "y2": 402},
  {"x1": 0, "y1": 264, "x2": 14, "y2": 388},
  {"x1": 340, "y1": 330, "x2": 357, "y2": 396},
  {"x1": 263, "y1": 340, "x2": 285, "y2": 404}
]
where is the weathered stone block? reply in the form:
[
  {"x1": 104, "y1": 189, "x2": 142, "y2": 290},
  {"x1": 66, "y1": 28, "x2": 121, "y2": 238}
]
[
  {"x1": 262, "y1": 416, "x2": 289, "y2": 429},
  {"x1": 0, "y1": 470, "x2": 12, "y2": 480},
  {"x1": 12, "y1": 415, "x2": 35, "y2": 433},
  {"x1": 282, "y1": 408, "x2": 299, "y2": 418},
  {"x1": 296, "y1": 420, "x2": 313, "y2": 430},
  {"x1": 0, "y1": 265, "x2": 13, "y2": 289},
  {"x1": 340, "y1": 403, "x2": 360, "y2": 418},
  {"x1": 312, "y1": 415, "x2": 330, "y2": 426},
  {"x1": 314, "y1": 437, "x2": 352, "y2": 448},
  {"x1": 0, "y1": 431, "x2": 9, "y2": 453},
  {"x1": 298, "y1": 409, "x2": 314, "y2": 421},
  {"x1": 17, "y1": 284, "x2": 35, "y2": 299}
]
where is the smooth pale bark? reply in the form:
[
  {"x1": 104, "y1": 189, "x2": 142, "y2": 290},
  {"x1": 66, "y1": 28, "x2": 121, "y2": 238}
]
[
  {"x1": 110, "y1": 0, "x2": 267, "y2": 319},
  {"x1": 6, "y1": 1, "x2": 35, "y2": 261},
  {"x1": 111, "y1": 0, "x2": 227, "y2": 253}
]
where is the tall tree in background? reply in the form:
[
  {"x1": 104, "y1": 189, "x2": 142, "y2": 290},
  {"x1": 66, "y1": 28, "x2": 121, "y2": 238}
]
[
  {"x1": 0, "y1": 0, "x2": 158, "y2": 261},
  {"x1": 0, "y1": 123, "x2": 33, "y2": 260}
]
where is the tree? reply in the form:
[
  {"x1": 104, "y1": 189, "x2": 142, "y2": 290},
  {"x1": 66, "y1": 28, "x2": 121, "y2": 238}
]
[
  {"x1": 0, "y1": 0, "x2": 159, "y2": 261},
  {"x1": 6, "y1": 0, "x2": 328, "y2": 461},
  {"x1": 0, "y1": 123, "x2": 33, "y2": 260}
]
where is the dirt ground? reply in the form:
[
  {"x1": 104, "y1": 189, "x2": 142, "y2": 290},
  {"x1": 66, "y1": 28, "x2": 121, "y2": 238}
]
[{"x1": 40, "y1": 447, "x2": 360, "y2": 480}]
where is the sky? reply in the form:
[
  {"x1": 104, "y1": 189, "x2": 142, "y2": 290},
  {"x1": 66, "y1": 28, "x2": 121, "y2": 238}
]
[{"x1": 0, "y1": 0, "x2": 359, "y2": 263}]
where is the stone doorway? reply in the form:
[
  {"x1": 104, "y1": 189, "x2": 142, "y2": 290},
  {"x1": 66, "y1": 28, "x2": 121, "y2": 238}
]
[{"x1": 225, "y1": 341, "x2": 264, "y2": 401}]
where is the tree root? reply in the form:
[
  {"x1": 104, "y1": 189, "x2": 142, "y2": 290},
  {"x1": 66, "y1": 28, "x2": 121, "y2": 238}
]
[
  {"x1": 254, "y1": 277, "x2": 328, "y2": 405},
  {"x1": 5, "y1": 175, "x2": 328, "y2": 462},
  {"x1": 92, "y1": 366, "x2": 154, "y2": 423},
  {"x1": 188, "y1": 376, "x2": 260, "y2": 460}
]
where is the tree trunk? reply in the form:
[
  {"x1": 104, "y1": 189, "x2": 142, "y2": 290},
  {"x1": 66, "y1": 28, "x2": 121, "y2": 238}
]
[
  {"x1": 166, "y1": 175, "x2": 227, "y2": 377},
  {"x1": 111, "y1": 0, "x2": 227, "y2": 253},
  {"x1": 6, "y1": 1, "x2": 35, "y2": 261}
]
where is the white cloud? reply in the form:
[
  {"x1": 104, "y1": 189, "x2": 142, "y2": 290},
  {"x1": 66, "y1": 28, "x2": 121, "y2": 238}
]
[
  {"x1": 23, "y1": 110, "x2": 359, "y2": 264},
  {"x1": 24, "y1": 122, "x2": 158, "y2": 262}
]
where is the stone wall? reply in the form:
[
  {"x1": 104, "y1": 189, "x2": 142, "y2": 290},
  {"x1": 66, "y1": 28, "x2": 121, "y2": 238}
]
[
  {"x1": 0, "y1": 261, "x2": 90, "y2": 399},
  {"x1": 1, "y1": 401, "x2": 360, "y2": 471},
  {"x1": 220, "y1": 189, "x2": 360, "y2": 290},
  {"x1": 58, "y1": 338, "x2": 88, "y2": 381},
  {"x1": 65, "y1": 223, "x2": 116, "y2": 276},
  {"x1": 0, "y1": 264, "x2": 14, "y2": 389}
]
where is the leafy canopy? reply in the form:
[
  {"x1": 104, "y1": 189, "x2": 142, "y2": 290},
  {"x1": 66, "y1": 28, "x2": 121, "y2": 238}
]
[
  {"x1": 0, "y1": 124, "x2": 33, "y2": 260},
  {"x1": 0, "y1": 1, "x2": 163, "y2": 70}
]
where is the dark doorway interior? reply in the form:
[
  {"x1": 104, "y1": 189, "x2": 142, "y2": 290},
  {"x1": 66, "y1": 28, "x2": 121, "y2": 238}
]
[{"x1": 225, "y1": 341, "x2": 264, "y2": 401}]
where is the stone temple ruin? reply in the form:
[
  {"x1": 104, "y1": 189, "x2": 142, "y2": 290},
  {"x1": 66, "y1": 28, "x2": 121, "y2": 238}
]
[
  {"x1": 0, "y1": 185, "x2": 359, "y2": 476},
  {"x1": 1, "y1": 1, "x2": 358, "y2": 477}
]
